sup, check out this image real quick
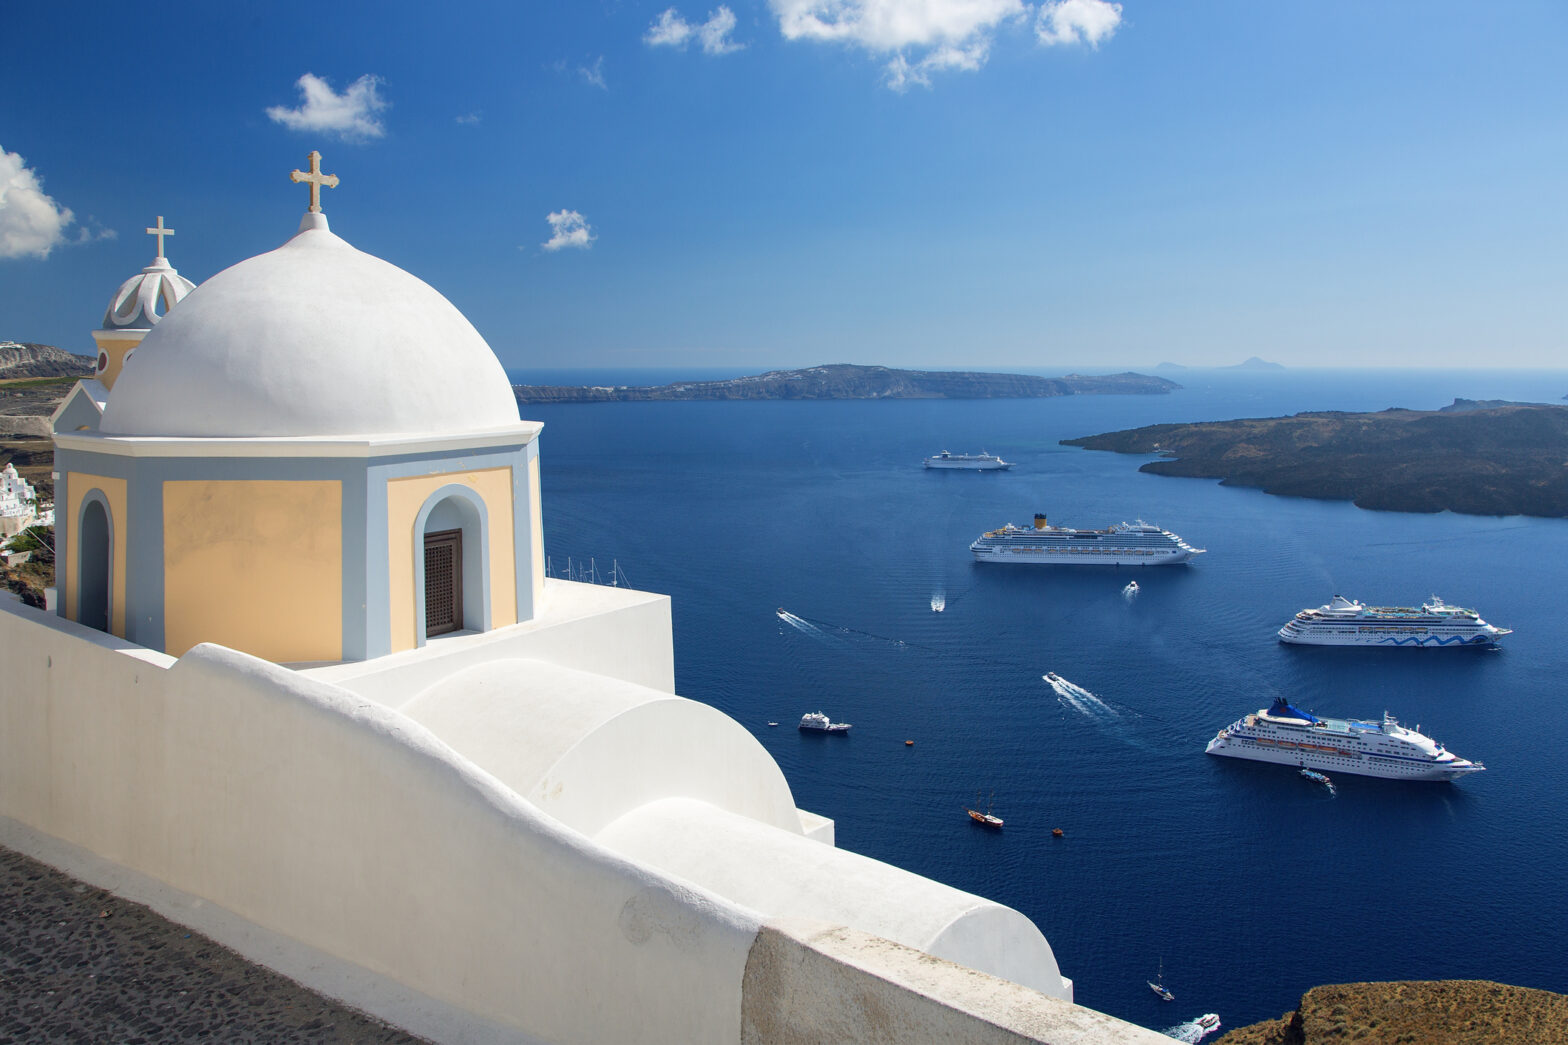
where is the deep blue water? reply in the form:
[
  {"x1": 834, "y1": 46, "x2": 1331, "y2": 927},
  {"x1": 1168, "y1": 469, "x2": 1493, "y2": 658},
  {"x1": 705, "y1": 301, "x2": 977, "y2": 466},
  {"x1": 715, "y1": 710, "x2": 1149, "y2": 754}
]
[{"x1": 525, "y1": 368, "x2": 1568, "y2": 1033}]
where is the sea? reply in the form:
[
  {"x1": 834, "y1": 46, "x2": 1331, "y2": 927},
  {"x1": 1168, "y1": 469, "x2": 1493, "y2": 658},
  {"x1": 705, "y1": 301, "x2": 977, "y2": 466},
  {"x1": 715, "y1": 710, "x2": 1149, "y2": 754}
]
[{"x1": 511, "y1": 365, "x2": 1568, "y2": 1036}]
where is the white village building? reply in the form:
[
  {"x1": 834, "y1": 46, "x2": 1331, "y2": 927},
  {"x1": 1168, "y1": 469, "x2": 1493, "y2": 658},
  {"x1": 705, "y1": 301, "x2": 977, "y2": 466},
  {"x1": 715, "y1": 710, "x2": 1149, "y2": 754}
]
[
  {"x1": 0, "y1": 155, "x2": 1167, "y2": 1044},
  {"x1": 0, "y1": 461, "x2": 49, "y2": 537}
]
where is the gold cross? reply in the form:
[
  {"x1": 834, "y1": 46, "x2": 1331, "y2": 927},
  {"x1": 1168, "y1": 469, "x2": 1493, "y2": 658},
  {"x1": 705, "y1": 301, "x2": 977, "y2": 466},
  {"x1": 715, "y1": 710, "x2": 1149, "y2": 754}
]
[
  {"x1": 146, "y1": 215, "x2": 174, "y2": 259},
  {"x1": 289, "y1": 150, "x2": 340, "y2": 213}
]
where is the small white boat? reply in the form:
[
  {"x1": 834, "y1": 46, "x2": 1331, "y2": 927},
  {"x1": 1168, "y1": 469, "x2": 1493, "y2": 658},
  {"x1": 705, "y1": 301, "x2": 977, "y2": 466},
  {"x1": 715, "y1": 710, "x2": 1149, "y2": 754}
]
[
  {"x1": 1123, "y1": 580, "x2": 1140, "y2": 595},
  {"x1": 799, "y1": 711, "x2": 851, "y2": 733},
  {"x1": 1044, "y1": 671, "x2": 1062, "y2": 684},
  {"x1": 1196, "y1": 1013, "x2": 1221, "y2": 1036},
  {"x1": 1149, "y1": 958, "x2": 1174, "y2": 1001}
]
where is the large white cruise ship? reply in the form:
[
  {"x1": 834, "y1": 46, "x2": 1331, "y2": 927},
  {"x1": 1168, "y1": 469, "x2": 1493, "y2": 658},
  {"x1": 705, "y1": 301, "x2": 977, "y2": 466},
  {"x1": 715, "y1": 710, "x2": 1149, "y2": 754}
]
[
  {"x1": 970, "y1": 514, "x2": 1203, "y2": 566},
  {"x1": 925, "y1": 450, "x2": 1012, "y2": 470},
  {"x1": 1206, "y1": 698, "x2": 1484, "y2": 781},
  {"x1": 1278, "y1": 595, "x2": 1511, "y2": 647}
]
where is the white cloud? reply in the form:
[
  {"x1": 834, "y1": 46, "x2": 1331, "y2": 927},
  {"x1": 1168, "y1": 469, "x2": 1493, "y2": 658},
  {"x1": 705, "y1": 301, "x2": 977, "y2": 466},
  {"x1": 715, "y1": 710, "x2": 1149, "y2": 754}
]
[
  {"x1": 456, "y1": 112, "x2": 482, "y2": 125},
  {"x1": 698, "y1": 7, "x2": 745, "y2": 53},
  {"x1": 885, "y1": 40, "x2": 988, "y2": 90},
  {"x1": 266, "y1": 73, "x2": 388, "y2": 141},
  {"x1": 1035, "y1": 0, "x2": 1121, "y2": 47},
  {"x1": 772, "y1": 0, "x2": 1023, "y2": 50},
  {"x1": 581, "y1": 56, "x2": 608, "y2": 90},
  {"x1": 645, "y1": 6, "x2": 745, "y2": 54},
  {"x1": 0, "y1": 146, "x2": 76, "y2": 260},
  {"x1": 542, "y1": 210, "x2": 595, "y2": 252},
  {"x1": 770, "y1": 0, "x2": 1023, "y2": 88}
]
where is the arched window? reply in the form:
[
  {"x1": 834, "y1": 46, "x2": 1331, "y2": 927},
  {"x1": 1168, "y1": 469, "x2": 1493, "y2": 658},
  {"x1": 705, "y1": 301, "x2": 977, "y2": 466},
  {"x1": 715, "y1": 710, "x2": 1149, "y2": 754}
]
[
  {"x1": 413, "y1": 487, "x2": 490, "y2": 646},
  {"x1": 77, "y1": 496, "x2": 112, "y2": 633}
]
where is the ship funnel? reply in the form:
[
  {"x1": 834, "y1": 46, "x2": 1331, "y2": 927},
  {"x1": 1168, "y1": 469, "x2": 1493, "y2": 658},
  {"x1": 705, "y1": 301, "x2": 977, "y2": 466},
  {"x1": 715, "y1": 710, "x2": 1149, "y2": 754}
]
[{"x1": 1034, "y1": 513, "x2": 1048, "y2": 530}]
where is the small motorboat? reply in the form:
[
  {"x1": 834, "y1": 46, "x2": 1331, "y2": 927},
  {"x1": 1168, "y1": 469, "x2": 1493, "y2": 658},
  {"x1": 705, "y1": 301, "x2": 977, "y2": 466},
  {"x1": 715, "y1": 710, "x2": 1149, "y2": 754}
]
[
  {"x1": 798, "y1": 711, "x2": 850, "y2": 733},
  {"x1": 1123, "y1": 581, "x2": 1139, "y2": 594},
  {"x1": 905, "y1": 739, "x2": 914, "y2": 746},
  {"x1": 1299, "y1": 767, "x2": 1337, "y2": 793},
  {"x1": 1044, "y1": 671, "x2": 1062, "y2": 684},
  {"x1": 767, "y1": 721, "x2": 779, "y2": 727},
  {"x1": 1051, "y1": 827, "x2": 1064, "y2": 838},
  {"x1": 1195, "y1": 1013, "x2": 1221, "y2": 1036}
]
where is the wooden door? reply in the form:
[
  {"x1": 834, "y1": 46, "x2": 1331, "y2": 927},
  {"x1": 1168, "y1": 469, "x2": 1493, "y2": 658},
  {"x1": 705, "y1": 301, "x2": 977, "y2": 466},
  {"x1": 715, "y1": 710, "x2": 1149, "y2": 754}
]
[{"x1": 424, "y1": 528, "x2": 462, "y2": 636}]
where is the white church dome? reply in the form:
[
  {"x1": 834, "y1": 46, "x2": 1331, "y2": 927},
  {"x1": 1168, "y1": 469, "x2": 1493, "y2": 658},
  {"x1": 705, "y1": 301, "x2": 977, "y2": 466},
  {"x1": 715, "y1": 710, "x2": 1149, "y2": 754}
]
[
  {"x1": 101, "y1": 258, "x2": 195, "y2": 332},
  {"x1": 99, "y1": 213, "x2": 520, "y2": 438}
]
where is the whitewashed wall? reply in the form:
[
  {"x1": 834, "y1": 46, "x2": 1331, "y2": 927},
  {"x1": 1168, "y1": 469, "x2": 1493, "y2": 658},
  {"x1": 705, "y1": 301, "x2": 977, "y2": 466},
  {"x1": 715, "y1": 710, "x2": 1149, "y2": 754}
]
[
  {"x1": 0, "y1": 598, "x2": 758, "y2": 1044},
  {"x1": 0, "y1": 595, "x2": 1176, "y2": 1044}
]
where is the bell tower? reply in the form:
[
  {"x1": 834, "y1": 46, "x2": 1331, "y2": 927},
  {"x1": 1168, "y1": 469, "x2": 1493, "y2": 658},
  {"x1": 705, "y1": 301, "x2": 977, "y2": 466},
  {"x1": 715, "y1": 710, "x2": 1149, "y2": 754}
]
[{"x1": 91, "y1": 216, "x2": 195, "y2": 390}]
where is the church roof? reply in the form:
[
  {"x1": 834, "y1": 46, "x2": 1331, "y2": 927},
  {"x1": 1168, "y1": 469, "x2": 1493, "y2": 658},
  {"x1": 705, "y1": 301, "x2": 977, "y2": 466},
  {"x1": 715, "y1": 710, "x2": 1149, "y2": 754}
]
[
  {"x1": 101, "y1": 217, "x2": 195, "y2": 331},
  {"x1": 98, "y1": 212, "x2": 521, "y2": 439}
]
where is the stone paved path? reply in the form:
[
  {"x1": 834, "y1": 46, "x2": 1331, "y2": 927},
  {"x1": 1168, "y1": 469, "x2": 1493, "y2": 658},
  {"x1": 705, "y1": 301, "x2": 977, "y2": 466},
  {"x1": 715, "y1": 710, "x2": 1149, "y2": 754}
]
[{"x1": 1, "y1": 845, "x2": 428, "y2": 1043}]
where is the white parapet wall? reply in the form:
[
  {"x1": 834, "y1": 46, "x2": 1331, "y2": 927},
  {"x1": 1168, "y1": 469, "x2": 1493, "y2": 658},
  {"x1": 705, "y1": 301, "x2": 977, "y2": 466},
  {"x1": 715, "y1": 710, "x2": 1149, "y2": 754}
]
[
  {"x1": 0, "y1": 595, "x2": 759, "y2": 1043},
  {"x1": 0, "y1": 594, "x2": 1177, "y2": 1044}
]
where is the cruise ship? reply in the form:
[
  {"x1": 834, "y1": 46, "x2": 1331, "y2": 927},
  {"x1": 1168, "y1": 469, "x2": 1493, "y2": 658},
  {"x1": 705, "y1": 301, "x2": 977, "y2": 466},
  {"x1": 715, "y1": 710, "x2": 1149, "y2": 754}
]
[
  {"x1": 970, "y1": 514, "x2": 1203, "y2": 566},
  {"x1": 1278, "y1": 595, "x2": 1511, "y2": 647},
  {"x1": 925, "y1": 450, "x2": 1012, "y2": 470},
  {"x1": 1206, "y1": 698, "x2": 1484, "y2": 781}
]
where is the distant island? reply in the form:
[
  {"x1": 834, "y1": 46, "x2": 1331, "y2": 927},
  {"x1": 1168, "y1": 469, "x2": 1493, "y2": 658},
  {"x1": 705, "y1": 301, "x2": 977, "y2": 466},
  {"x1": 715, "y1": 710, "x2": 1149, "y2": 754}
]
[
  {"x1": 1221, "y1": 355, "x2": 1285, "y2": 371},
  {"x1": 1153, "y1": 356, "x2": 1284, "y2": 372},
  {"x1": 1063, "y1": 400, "x2": 1568, "y2": 518},
  {"x1": 513, "y1": 363, "x2": 1180, "y2": 403}
]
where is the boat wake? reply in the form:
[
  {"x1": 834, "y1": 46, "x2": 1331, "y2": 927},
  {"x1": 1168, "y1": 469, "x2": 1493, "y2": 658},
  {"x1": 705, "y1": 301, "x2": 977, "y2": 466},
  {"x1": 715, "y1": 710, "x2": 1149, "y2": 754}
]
[
  {"x1": 1122, "y1": 581, "x2": 1140, "y2": 601},
  {"x1": 1044, "y1": 674, "x2": 1151, "y2": 749},
  {"x1": 931, "y1": 590, "x2": 946, "y2": 613},
  {"x1": 777, "y1": 608, "x2": 919, "y2": 650},
  {"x1": 1044, "y1": 674, "x2": 1120, "y2": 721},
  {"x1": 1162, "y1": 1015, "x2": 1221, "y2": 1042},
  {"x1": 777, "y1": 608, "x2": 840, "y2": 644}
]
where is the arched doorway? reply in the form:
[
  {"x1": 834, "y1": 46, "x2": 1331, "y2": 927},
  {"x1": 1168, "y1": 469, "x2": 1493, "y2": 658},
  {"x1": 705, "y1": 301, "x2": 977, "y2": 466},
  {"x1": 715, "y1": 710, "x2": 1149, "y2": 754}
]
[
  {"x1": 78, "y1": 498, "x2": 111, "y2": 633},
  {"x1": 415, "y1": 488, "x2": 489, "y2": 645}
]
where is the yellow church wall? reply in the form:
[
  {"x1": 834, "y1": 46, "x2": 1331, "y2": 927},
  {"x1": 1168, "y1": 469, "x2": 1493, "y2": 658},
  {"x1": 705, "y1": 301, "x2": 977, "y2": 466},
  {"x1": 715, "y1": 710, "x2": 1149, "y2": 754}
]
[
  {"x1": 89, "y1": 328, "x2": 144, "y2": 392},
  {"x1": 163, "y1": 480, "x2": 343, "y2": 662},
  {"x1": 386, "y1": 467, "x2": 516, "y2": 653},
  {"x1": 63, "y1": 472, "x2": 128, "y2": 636}
]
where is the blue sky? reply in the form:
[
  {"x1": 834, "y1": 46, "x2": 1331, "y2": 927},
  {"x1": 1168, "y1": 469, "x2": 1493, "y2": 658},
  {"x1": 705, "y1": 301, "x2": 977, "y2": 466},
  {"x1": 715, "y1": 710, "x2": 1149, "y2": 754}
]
[{"x1": 2, "y1": 1, "x2": 1564, "y2": 371}]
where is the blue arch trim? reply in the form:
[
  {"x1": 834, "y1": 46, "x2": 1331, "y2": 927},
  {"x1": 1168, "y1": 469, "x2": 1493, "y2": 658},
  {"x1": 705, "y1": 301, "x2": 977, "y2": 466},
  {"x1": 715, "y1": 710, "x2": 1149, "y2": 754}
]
[
  {"x1": 411, "y1": 484, "x2": 492, "y2": 647},
  {"x1": 75, "y1": 488, "x2": 116, "y2": 633}
]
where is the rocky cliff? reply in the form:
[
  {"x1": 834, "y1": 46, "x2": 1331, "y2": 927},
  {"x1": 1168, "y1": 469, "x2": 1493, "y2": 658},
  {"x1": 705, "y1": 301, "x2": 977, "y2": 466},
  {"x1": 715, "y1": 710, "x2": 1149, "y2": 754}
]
[
  {"x1": 515, "y1": 363, "x2": 1179, "y2": 403},
  {"x1": 0, "y1": 342, "x2": 94, "y2": 380},
  {"x1": 1063, "y1": 401, "x2": 1568, "y2": 518},
  {"x1": 1220, "y1": 980, "x2": 1568, "y2": 1045}
]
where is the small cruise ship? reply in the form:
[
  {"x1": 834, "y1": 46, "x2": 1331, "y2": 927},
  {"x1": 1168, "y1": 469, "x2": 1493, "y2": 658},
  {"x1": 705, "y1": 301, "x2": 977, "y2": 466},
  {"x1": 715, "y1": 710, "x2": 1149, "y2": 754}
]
[
  {"x1": 970, "y1": 514, "x2": 1203, "y2": 566},
  {"x1": 1278, "y1": 595, "x2": 1511, "y2": 647},
  {"x1": 798, "y1": 711, "x2": 851, "y2": 734},
  {"x1": 925, "y1": 450, "x2": 1012, "y2": 470},
  {"x1": 1206, "y1": 698, "x2": 1484, "y2": 781}
]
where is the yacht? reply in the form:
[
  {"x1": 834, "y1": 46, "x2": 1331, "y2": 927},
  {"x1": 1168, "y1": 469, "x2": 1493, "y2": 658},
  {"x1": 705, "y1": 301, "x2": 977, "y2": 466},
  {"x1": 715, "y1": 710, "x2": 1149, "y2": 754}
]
[
  {"x1": 971, "y1": 514, "x2": 1203, "y2": 566},
  {"x1": 925, "y1": 450, "x2": 1012, "y2": 470},
  {"x1": 1207, "y1": 698, "x2": 1484, "y2": 781},
  {"x1": 1279, "y1": 595, "x2": 1510, "y2": 647},
  {"x1": 798, "y1": 711, "x2": 851, "y2": 734}
]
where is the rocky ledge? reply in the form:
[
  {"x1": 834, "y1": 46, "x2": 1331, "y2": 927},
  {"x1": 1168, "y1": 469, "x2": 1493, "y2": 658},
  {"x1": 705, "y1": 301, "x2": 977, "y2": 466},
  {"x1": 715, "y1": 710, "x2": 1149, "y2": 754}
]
[
  {"x1": 1220, "y1": 980, "x2": 1568, "y2": 1044},
  {"x1": 1063, "y1": 401, "x2": 1568, "y2": 518},
  {"x1": 0, "y1": 342, "x2": 94, "y2": 380},
  {"x1": 514, "y1": 363, "x2": 1179, "y2": 403}
]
